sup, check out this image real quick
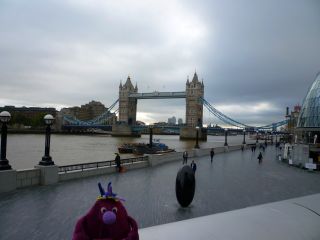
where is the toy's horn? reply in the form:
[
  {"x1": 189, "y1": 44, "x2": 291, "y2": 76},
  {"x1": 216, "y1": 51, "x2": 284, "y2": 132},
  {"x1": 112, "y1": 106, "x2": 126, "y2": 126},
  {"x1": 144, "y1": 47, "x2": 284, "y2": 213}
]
[
  {"x1": 107, "y1": 182, "x2": 112, "y2": 195},
  {"x1": 98, "y1": 182, "x2": 105, "y2": 196}
]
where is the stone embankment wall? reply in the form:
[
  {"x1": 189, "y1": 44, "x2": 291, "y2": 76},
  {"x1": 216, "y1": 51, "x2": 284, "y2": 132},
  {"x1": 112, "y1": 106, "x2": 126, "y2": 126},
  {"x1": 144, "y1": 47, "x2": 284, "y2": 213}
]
[
  {"x1": 16, "y1": 168, "x2": 40, "y2": 188},
  {"x1": 58, "y1": 161, "x2": 149, "y2": 182},
  {"x1": 2, "y1": 145, "x2": 244, "y2": 192},
  {"x1": 148, "y1": 145, "x2": 242, "y2": 167}
]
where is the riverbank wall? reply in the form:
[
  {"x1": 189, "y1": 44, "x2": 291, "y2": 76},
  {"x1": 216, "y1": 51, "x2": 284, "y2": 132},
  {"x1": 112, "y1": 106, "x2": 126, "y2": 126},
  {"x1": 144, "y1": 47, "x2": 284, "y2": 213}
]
[
  {"x1": 148, "y1": 145, "x2": 242, "y2": 166},
  {"x1": 0, "y1": 144, "x2": 245, "y2": 192}
]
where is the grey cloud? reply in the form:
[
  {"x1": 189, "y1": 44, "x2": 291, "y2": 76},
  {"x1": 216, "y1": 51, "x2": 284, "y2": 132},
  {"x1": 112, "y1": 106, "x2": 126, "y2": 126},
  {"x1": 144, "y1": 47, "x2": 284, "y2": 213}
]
[{"x1": 0, "y1": 0, "x2": 319, "y2": 127}]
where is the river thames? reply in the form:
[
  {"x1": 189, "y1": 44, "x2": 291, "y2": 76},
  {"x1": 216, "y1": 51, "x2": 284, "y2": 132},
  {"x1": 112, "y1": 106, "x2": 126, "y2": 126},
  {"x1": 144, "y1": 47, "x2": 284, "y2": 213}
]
[{"x1": 6, "y1": 134, "x2": 256, "y2": 169}]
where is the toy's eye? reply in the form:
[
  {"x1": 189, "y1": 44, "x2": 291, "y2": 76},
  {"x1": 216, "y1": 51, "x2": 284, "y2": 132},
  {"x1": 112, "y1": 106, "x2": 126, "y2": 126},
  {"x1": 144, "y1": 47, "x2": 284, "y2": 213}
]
[
  {"x1": 101, "y1": 207, "x2": 107, "y2": 214},
  {"x1": 112, "y1": 207, "x2": 118, "y2": 214}
]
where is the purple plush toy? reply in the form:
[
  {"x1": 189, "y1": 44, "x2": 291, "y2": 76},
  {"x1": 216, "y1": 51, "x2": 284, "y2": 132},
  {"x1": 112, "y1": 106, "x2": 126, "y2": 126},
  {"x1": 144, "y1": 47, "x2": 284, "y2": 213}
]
[{"x1": 73, "y1": 182, "x2": 139, "y2": 240}]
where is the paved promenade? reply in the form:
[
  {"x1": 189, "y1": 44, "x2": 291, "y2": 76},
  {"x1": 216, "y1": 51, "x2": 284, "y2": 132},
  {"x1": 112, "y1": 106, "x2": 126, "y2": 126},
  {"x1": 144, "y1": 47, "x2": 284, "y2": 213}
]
[{"x1": 1, "y1": 146, "x2": 320, "y2": 239}]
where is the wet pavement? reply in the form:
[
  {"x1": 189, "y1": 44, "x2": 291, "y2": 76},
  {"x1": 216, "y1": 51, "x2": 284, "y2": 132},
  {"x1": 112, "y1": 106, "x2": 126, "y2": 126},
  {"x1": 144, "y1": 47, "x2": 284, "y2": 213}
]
[{"x1": 1, "y1": 146, "x2": 320, "y2": 240}]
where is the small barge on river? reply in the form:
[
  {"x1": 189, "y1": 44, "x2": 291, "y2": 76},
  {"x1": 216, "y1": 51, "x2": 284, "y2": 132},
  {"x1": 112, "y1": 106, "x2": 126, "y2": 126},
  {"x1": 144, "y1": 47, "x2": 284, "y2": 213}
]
[{"x1": 118, "y1": 140, "x2": 174, "y2": 155}]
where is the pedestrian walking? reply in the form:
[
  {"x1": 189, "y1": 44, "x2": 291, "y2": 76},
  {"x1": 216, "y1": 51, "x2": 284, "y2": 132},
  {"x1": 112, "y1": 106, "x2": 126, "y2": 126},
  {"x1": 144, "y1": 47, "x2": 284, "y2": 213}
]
[
  {"x1": 257, "y1": 152, "x2": 263, "y2": 164},
  {"x1": 210, "y1": 148, "x2": 215, "y2": 163},
  {"x1": 241, "y1": 145, "x2": 244, "y2": 151},
  {"x1": 183, "y1": 151, "x2": 188, "y2": 164},
  {"x1": 115, "y1": 153, "x2": 121, "y2": 172},
  {"x1": 190, "y1": 160, "x2": 197, "y2": 173}
]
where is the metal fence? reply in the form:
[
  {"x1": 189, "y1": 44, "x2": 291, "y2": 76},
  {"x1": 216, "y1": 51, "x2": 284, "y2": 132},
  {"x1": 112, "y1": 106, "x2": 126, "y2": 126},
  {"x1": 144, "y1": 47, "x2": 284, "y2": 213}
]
[{"x1": 58, "y1": 156, "x2": 148, "y2": 174}]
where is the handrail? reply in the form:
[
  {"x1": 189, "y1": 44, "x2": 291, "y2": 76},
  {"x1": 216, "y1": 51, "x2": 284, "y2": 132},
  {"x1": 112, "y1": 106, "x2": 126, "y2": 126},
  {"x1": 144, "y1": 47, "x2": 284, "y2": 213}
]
[{"x1": 58, "y1": 156, "x2": 148, "y2": 173}]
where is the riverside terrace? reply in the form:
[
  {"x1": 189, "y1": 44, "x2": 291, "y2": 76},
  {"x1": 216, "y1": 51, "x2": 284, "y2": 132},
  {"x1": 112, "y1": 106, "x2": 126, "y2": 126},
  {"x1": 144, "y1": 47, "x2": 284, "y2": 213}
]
[{"x1": 1, "y1": 146, "x2": 320, "y2": 239}]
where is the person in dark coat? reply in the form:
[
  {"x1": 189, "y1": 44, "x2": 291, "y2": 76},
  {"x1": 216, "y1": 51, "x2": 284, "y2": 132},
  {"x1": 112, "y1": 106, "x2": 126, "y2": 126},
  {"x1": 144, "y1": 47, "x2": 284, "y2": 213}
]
[
  {"x1": 183, "y1": 151, "x2": 188, "y2": 164},
  {"x1": 115, "y1": 153, "x2": 121, "y2": 172},
  {"x1": 210, "y1": 148, "x2": 215, "y2": 163},
  {"x1": 257, "y1": 152, "x2": 263, "y2": 164},
  {"x1": 190, "y1": 160, "x2": 197, "y2": 173}
]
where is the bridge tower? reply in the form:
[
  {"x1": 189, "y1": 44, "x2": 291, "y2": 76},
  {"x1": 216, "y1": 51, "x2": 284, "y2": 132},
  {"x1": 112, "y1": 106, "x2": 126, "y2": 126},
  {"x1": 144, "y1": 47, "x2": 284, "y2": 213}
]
[
  {"x1": 119, "y1": 76, "x2": 138, "y2": 125},
  {"x1": 186, "y1": 72, "x2": 204, "y2": 127},
  {"x1": 180, "y1": 72, "x2": 207, "y2": 140},
  {"x1": 112, "y1": 76, "x2": 140, "y2": 137}
]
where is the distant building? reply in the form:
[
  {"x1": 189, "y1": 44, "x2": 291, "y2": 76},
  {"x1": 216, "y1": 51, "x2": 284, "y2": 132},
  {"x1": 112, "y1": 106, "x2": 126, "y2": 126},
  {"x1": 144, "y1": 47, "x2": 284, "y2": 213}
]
[
  {"x1": 0, "y1": 105, "x2": 57, "y2": 128},
  {"x1": 154, "y1": 122, "x2": 167, "y2": 126},
  {"x1": 287, "y1": 105, "x2": 301, "y2": 134},
  {"x1": 61, "y1": 100, "x2": 117, "y2": 125},
  {"x1": 178, "y1": 118, "x2": 183, "y2": 125},
  {"x1": 168, "y1": 116, "x2": 176, "y2": 125}
]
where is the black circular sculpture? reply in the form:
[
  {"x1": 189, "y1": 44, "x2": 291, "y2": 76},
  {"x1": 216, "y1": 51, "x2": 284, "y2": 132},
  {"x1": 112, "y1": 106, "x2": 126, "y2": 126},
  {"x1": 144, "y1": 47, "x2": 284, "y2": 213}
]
[{"x1": 175, "y1": 165, "x2": 195, "y2": 207}]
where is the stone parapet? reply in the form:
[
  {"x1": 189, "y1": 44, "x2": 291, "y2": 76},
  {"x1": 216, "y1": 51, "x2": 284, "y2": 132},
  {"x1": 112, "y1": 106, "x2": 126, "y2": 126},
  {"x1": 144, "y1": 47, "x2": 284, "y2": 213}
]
[
  {"x1": 16, "y1": 168, "x2": 40, "y2": 188},
  {"x1": 0, "y1": 169, "x2": 16, "y2": 193},
  {"x1": 148, "y1": 145, "x2": 244, "y2": 167},
  {"x1": 59, "y1": 160, "x2": 149, "y2": 182}
]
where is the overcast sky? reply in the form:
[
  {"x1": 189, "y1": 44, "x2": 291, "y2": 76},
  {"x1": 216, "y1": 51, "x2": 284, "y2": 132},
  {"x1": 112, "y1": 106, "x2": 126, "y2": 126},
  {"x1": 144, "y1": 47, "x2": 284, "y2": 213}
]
[{"x1": 0, "y1": 0, "x2": 319, "y2": 126}]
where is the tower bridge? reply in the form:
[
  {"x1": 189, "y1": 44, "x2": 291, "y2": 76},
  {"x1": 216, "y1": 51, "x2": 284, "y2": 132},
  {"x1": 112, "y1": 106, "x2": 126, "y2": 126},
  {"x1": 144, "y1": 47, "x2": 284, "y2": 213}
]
[
  {"x1": 115, "y1": 73, "x2": 205, "y2": 139},
  {"x1": 61, "y1": 72, "x2": 288, "y2": 138}
]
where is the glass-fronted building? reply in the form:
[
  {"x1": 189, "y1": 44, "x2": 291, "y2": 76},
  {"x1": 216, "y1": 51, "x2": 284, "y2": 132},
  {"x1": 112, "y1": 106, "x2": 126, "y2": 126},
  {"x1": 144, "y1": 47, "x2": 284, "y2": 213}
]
[
  {"x1": 297, "y1": 73, "x2": 320, "y2": 128},
  {"x1": 294, "y1": 73, "x2": 320, "y2": 164}
]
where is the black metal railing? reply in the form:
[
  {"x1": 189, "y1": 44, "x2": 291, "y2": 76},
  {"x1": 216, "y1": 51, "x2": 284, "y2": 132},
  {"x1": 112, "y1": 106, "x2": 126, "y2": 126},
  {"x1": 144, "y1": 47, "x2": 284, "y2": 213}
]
[{"x1": 58, "y1": 156, "x2": 148, "y2": 174}]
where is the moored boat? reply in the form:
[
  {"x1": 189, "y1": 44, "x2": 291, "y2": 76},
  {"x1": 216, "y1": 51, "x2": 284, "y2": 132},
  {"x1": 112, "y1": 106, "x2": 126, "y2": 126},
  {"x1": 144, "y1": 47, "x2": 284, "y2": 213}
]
[{"x1": 118, "y1": 141, "x2": 174, "y2": 155}]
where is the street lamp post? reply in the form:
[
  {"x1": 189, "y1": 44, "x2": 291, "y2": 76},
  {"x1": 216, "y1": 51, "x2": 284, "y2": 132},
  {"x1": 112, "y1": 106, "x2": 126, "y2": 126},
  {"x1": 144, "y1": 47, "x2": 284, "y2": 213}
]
[
  {"x1": 242, "y1": 129, "x2": 246, "y2": 145},
  {"x1": 0, "y1": 111, "x2": 12, "y2": 170},
  {"x1": 149, "y1": 125, "x2": 153, "y2": 148},
  {"x1": 275, "y1": 133, "x2": 278, "y2": 145},
  {"x1": 194, "y1": 126, "x2": 200, "y2": 149},
  {"x1": 39, "y1": 114, "x2": 55, "y2": 166},
  {"x1": 256, "y1": 130, "x2": 259, "y2": 143},
  {"x1": 224, "y1": 129, "x2": 228, "y2": 146}
]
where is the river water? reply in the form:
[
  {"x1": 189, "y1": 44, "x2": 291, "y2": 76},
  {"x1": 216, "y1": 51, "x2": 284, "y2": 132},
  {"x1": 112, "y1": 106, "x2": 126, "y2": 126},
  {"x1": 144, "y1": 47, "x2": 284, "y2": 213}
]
[{"x1": 6, "y1": 134, "x2": 256, "y2": 169}]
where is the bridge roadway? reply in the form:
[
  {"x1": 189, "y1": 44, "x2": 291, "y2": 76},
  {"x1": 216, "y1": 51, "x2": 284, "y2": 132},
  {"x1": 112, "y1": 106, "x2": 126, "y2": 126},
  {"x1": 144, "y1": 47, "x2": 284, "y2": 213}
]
[{"x1": 1, "y1": 146, "x2": 320, "y2": 239}]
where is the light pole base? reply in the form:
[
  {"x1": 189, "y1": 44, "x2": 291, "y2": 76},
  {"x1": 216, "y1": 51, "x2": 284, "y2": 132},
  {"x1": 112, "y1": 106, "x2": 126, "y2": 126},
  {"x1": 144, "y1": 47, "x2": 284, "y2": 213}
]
[
  {"x1": 0, "y1": 159, "x2": 12, "y2": 170},
  {"x1": 39, "y1": 156, "x2": 55, "y2": 166},
  {"x1": 224, "y1": 143, "x2": 228, "y2": 146},
  {"x1": 35, "y1": 165, "x2": 58, "y2": 185}
]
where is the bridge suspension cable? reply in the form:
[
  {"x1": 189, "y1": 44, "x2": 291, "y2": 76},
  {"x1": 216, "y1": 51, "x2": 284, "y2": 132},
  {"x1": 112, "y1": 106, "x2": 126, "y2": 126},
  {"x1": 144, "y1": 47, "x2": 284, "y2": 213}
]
[
  {"x1": 201, "y1": 97, "x2": 251, "y2": 129},
  {"x1": 201, "y1": 97, "x2": 288, "y2": 131}
]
